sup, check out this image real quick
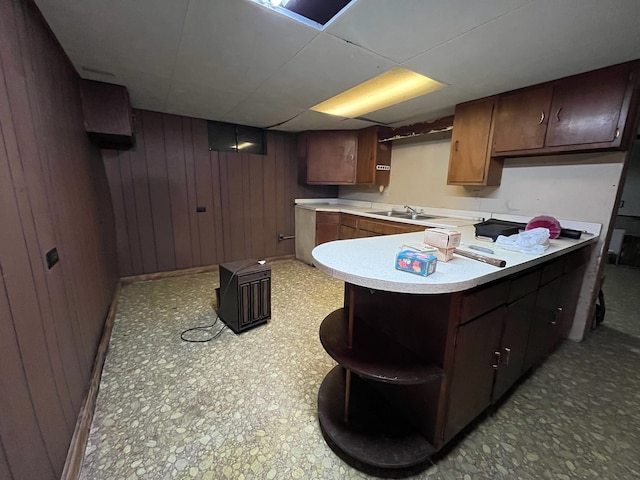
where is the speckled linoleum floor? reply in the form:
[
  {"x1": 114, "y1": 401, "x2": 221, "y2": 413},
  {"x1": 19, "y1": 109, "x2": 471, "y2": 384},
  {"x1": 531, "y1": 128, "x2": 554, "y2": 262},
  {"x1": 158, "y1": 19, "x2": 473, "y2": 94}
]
[{"x1": 80, "y1": 260, "x2": 640, "y2": 479}]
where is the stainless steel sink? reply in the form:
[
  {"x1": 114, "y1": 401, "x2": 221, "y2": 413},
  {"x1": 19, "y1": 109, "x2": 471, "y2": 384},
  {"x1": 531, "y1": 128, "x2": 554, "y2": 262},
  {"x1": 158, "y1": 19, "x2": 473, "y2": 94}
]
[
  {"x1": 369, "y1": 210, "x2": 412, "y2": 218},
  {"x1": 368, "y1": 211, "x2": 439, "y2": 220}
]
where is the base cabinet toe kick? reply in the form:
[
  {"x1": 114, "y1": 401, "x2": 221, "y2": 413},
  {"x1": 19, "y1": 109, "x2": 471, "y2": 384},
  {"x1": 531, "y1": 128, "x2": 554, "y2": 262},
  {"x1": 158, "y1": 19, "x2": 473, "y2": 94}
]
[{"x1": 316, "y1": 245, "x2": 590, "y2": 471}]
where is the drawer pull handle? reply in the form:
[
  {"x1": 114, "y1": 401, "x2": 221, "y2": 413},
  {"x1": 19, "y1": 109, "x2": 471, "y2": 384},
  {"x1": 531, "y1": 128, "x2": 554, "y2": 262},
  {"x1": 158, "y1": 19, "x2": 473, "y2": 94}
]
[
  {"x1": 556, "y1": 107, "x2": 562, "y2": 121},
  {"x1": 492, "y1": 351, "x2": 501, "y2": 369},
  {"x1": 538, "y1": 111, "x2": 545, "y2": 125},
  {"x1": 551, "y1": 306, "x2": 563, "y2": 325}
]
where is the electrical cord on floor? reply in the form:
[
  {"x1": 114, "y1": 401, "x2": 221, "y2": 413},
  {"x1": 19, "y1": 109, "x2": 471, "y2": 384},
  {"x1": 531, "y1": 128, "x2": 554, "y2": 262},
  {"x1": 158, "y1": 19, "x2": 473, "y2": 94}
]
[
  {"x1": 180, "y1": 316, "x2": 227, "y2": 343},
  {"x1": 179, "y1": 260, "x2": 259, "y2": 343}
]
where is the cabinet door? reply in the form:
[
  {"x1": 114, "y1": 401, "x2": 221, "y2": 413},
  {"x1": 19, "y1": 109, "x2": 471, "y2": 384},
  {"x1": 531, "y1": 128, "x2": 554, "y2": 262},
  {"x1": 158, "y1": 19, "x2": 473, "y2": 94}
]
[
  {"x1": 315, "y1": 212, "x2": 340, "y2": 245},
  {"x1": 445, "y1": 307, "x2": 504, "y2": 442},
  {"x1": 523, "y1": 277, "x2": 563, "y2": 371},
  {"x1": 447, "y1": 97, "x2": 502, "y2": 186},
  {"x1": 306, "y1": 131, "x2": 357, "y2": 184},
  {"x1": 80, "y1": 79, "x2": 135, "y2": 148},
  {"x1": 492, "y1": 291, "x2": 536, "y2": 402},
  {"x1": 492, "y1": 85, "x2": 553, "y2": 153},
  {"x1": 339, "y1": 225, "x2": 357, "y2": 240},
  {"x1": 546, "y1": 64, "x2": 630, "y2": 147}
]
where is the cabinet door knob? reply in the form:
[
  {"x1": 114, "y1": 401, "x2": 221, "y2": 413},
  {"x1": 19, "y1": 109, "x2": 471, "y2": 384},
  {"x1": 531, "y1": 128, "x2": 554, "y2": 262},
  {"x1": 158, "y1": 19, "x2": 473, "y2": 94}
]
[
  {"x1": 615, "y1": 128, "x2": 620, "y2": 139},
  {"x1": 502, "y1": 347, "x2": 511, "y2": 365},
  {"x1": 492, "y1": 350, "x2": 501, "y2": 369},
  {"x1": 538, "y1": 111, "x2": 545, "y2": 125}
]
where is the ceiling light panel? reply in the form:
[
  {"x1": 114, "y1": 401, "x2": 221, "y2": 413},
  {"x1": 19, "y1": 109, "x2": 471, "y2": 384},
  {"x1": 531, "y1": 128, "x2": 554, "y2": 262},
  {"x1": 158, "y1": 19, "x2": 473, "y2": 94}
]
[{"x1": 311, "y1": 67, "x2": 446, "y2": 118}]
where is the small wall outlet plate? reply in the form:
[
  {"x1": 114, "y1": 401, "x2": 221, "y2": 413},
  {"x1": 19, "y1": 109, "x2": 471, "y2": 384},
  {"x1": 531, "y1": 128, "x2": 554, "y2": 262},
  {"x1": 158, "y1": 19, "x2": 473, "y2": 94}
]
[{"x1": 46, "y1": 248, "x2": 59, "y2": 269}]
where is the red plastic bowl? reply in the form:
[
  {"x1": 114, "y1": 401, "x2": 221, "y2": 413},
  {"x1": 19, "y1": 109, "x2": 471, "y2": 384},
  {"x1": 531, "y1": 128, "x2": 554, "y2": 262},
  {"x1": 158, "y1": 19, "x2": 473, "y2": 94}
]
[{"x1": 526, "y1": 215, "x2": 561, "y2": 239}]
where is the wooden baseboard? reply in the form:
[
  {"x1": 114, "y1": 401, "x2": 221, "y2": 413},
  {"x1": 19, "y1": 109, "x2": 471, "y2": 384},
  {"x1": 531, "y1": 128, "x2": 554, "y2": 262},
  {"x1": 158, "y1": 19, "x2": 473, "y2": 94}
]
[
  {"x1": 60, "y1": 281, "x2": 121, "y2": 480},
  {"x1": 121, "y1": 255, "x2": 296, "y2": 285}
]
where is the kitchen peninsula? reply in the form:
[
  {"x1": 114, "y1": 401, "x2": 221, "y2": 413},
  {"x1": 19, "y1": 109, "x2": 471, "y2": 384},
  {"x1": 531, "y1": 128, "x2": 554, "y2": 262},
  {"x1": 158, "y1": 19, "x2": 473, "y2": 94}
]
[{"x1": 312, "y1": 226, "x2": 597, "y2": 470}]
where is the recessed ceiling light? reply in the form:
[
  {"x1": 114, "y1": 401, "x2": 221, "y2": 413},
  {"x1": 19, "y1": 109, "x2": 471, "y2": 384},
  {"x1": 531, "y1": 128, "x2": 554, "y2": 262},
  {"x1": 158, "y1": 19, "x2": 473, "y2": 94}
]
[
  {"x1": 311, "y1": 67, "x2": 446, "y2": 118},
  {"x1": 252, "y1": 0, "x2": 354, "y2": 29}
]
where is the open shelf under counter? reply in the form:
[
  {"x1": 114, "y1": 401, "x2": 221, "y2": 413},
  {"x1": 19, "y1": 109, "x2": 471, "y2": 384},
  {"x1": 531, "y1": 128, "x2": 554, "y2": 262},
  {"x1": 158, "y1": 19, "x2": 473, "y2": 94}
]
[
  {"x1": 318, "y1": 366, "x2": 436, "y2": 469},
  {"x1": 319, "y1": 308, "x2": 444, "y2": 384}
]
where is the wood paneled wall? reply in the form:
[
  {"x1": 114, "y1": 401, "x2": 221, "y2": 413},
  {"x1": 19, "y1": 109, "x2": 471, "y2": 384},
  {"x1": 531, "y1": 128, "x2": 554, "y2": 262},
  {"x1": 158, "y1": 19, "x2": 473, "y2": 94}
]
[
  {"x1": 0, "y1": 1, "x2": 118, "y2": 479},
  {"x1": 104, "y1": 110, "x2": 337, "y2": 276}
]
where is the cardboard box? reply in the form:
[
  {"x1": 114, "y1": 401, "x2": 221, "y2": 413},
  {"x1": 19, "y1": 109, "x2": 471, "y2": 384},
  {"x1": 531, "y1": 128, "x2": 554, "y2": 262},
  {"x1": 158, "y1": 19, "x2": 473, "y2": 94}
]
[
  {"x1": 401, "y1": 243, "x2": 438, "y2": 254},
  {"x1": 424, "y1": 228, "x2": 461, "y2": 249},
  {"x1": 432, "y1": 247, "x2": 455, "y2": 262},
  {"x1": 395, "y1": 250, "x2": 437, "y2": 277}
]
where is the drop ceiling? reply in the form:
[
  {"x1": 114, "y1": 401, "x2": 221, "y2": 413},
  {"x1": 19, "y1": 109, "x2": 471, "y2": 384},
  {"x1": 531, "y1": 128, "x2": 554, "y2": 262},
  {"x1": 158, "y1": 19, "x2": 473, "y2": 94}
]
[{"x1": 35, "y1": 0, "x2": 640, "y2": 132}]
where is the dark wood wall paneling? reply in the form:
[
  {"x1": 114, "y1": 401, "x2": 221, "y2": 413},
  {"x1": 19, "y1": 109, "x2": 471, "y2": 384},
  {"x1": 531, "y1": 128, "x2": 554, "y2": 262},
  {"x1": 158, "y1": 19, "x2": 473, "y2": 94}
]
[
  {"x1": 104, "y1": 110, "x2": 337, "y2": 276},
  {"x1": 0, "y1": 0, "x2": 118, "y2": 479}
]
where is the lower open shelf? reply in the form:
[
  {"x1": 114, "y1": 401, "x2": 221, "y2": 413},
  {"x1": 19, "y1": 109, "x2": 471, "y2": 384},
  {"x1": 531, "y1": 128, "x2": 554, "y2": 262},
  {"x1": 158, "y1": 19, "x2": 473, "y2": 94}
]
[{"x1": 318, "y1": 366, "x2": 436, "y2": 469}]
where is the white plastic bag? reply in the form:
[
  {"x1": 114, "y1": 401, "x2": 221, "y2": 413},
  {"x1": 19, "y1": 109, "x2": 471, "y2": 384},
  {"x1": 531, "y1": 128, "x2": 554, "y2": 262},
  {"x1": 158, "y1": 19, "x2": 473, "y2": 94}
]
[{"x1": 495, "y1": 227, "x2": 550, "y2": 254}]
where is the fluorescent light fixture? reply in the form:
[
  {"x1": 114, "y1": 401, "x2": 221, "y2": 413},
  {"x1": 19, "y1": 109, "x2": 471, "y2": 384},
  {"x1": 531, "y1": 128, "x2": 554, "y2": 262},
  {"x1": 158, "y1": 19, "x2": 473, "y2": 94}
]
[{"x1": 311, "y1": 67, "x2": 446, "y2": 118}]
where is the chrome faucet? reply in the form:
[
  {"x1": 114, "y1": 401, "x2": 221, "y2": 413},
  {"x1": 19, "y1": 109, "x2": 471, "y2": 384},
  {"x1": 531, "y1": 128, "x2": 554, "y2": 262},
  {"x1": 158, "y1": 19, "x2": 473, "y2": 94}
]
[{"x1": 404, "y1": 205, "x2": 423, "y2": 219}]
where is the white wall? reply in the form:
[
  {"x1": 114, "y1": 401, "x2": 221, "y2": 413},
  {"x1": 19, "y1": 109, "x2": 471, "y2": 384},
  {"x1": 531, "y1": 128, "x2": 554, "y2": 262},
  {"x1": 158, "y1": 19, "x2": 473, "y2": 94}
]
[{"x1": 340, "y1": 139, "x2": 628, "y2": 340}]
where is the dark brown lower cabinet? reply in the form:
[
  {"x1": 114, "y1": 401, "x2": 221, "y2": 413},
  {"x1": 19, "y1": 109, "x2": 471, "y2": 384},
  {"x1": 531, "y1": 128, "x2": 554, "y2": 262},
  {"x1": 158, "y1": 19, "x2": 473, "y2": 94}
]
[
  {"x1": 445, "y1": 307, "x2": 504, "y2": 442},
  {"x1": 315, "y1": 212, "x2": 340, "y2": 245},
  {"x1": 492, "y1": 291, "x2": 537, "y2": 402},
  {"x1": 317, "y1": 245, "x2": 590, "y2": 472},
  {"x1": 337, "y1": 213, "x2": 424, "y2": 239}
]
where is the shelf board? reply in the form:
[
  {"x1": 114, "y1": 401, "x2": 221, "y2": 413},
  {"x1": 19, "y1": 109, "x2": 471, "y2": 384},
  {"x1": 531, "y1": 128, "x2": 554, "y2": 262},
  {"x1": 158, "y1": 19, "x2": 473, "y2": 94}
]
[
  {"x1": 318, "y1": 366, "x2": 436, "y2": 469},
  {"x1": 319, "y1": 308, "x2": 443, "y2": 384}
]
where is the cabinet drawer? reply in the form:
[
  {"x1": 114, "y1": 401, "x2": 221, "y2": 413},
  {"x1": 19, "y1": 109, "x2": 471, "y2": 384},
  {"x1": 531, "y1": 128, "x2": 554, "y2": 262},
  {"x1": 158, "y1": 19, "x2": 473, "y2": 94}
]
[
  {"x1": 507, "y1": 268, "x2": 541, "y2": 303},
  {"x1": 340, "y1": 213, "x2": 359, "y2": 229},
  {"x1": 316, "y1": 212, "x2": 340, "y2": 224},
  {"x1": 459, "y1": 279, "x2": 510, "y2": 324},
  {"x1": 540, "y1": 258, "x2": 565, "y2": 285},
  {"x1": 563, "y1": 246, "x2": 590, "y2": 273}
]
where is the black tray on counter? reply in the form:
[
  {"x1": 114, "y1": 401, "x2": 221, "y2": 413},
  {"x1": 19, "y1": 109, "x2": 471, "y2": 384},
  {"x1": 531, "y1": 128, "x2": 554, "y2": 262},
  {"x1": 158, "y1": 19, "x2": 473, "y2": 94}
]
[
  {"x1": 474, "y1": 220, "x2": 523, "y2": 240},
  {"x1": 474, "y1": 219, "x2": 582, "y2": 241}
]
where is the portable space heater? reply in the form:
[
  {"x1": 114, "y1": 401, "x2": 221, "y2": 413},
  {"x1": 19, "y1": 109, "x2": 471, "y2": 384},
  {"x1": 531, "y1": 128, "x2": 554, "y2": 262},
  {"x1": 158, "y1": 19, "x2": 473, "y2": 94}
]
[{"x1": 216, "y1": 259, "x2": 271, "y2": 333}]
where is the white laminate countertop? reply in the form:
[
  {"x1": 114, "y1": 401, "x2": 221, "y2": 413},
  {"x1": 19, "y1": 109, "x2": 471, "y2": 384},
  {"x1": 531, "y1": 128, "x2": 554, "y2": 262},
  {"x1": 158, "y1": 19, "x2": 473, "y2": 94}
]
[
  {"x1": 311, "y1": 225, "x2": 598, "y2": 295},
  {"x1": 295, "y1": 201, "x2": 482, "y2": 229}
]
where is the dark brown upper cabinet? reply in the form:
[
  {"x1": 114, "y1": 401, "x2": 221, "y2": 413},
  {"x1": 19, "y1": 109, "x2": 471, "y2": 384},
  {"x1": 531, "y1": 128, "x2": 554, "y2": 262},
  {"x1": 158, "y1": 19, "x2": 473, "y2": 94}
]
[
  {"x1": 301, "y1": 126, "x2": 391, "y2": 186},
  {"x1": 492, "y1": 62, "x2": 639, "y2": 156},
  {"x1": 447, "y1": 97, "x2": 503, "y2": 186},
  {"x1": 448, "y1": 60, "x2": 639, "y2": 186},
  {"x1": 492, "y1": 85, "x2": 553, "y2": 152},
  {"x1": 80, "y1": 79, "x2": 135, "y2": 149}
]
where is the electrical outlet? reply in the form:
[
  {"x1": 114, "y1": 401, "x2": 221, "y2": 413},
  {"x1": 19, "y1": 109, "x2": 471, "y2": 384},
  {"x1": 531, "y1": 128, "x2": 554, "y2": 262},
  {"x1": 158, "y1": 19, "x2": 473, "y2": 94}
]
[{"x1": 46, "y1": 248, "x2": 59, "y2": 269}]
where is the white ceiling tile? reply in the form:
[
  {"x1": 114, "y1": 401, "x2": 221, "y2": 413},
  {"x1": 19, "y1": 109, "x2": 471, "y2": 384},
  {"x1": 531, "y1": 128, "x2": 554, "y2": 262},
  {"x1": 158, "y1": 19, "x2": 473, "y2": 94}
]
[
  {"x1": 220, "y1": 101, "x2": 305, "y2": 129},
  {"x1": 326, "y1": 0, "x2": 531, "y2": 63},
  {"x1": 273, "y1": 110, "x2": 375, "y2": 132},
  {"x1": 242, "y1": 33, "x2": 397, "y2": 110},
  {"x1": 169, "y1": 0, "x2": 319, "y2": 95},
  {"x1": 405, "y1": 0, "x2": 640, "y2": 97},
  {"x1": 35, "y1": 0, "x2": 189, "y2": 109}
]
